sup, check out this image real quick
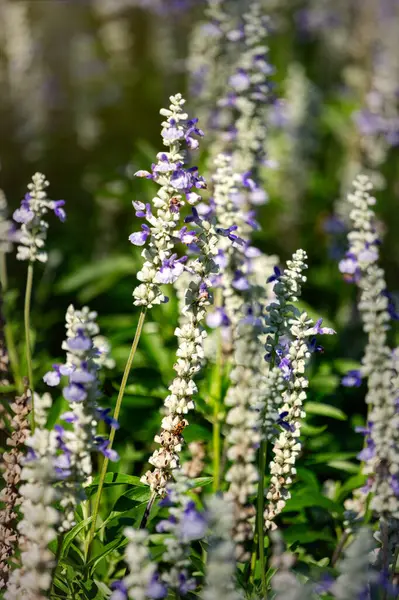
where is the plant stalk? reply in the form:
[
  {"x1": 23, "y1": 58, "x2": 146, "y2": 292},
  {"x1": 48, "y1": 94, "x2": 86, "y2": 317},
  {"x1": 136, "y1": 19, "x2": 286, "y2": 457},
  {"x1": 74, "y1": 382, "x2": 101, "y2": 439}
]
[
  {"x1": 1, "y1": 253, "x2": 23, "y2": 392},
  {"x1": 257, "y1": 439, "x2": 268, "y2": 599},
  {"x1": 140, "y1": 491, "x2": 156, "y2": 529},
  {"x1": 87, "y1": 309, "x2": 147, "y2": 556},
  {"x1": 212, "y1": 288, "x2": 223, "y2": 493},
  {"x1": 24, "y1": 263, "x2": 35, "y2": 428}
]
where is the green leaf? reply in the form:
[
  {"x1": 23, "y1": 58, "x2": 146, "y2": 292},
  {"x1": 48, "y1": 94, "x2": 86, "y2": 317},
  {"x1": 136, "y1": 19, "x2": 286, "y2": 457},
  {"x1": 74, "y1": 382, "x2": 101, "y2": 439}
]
[
  {"x1": 191, "y1": 477, "x2": 213, "y2": 489},
  {"x1": 304, "y1": 402, "x2": 347, "y2": 421},
  {"x1": 87, "y1": 537, "x2": 128, "y2": 574},
  {"x1": 336, "y1": 474, "x2": 366, "y2": 502},
  {"x1": 60, "y1": 516, "x2": 93, "y2": 559},
  {"x1": 333, "y1": 359, "x2": 362, "y2": 375},
  {"x1": 184, "y1": 423, "x2": 212, "y2": 442},
  {"x1": 327, "y1": 460, "x2": 359, "y2": 473},
  {"x1": 85, "y1": 472, "x2": 144, "y2": 497},
  {"x1": 284, "y1": 525, "x2": 335, "y2": 545},
  {"x1": 284, "y1": 490, "x2": 342, "y2": 514},
  {"x1": 301, "y1": 423, "x2": 328, "y2": 436},
  {"x1": 58, "y1": 256, "x2": 136, "y2": 293}
]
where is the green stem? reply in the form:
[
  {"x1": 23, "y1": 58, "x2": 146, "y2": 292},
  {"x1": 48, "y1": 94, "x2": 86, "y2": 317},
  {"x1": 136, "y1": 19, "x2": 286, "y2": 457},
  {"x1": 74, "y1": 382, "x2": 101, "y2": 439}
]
[
  {"x1": 24, "y1": 263, "x2": 35, "y2": 428},
  {"x1": 1, "y1": 253, "x2": 23, "y2": 393},
  {"x1": 86, "y1": 309, "x2": 147, "y2": 557},
  {"x1": 0, "y1": 252, "x2": 8, "y2": 291},
  {"x1": 257, "y1": 440, "x2": 267, "y2": 599},
  {"x1": 212, "y1": 415, "x2": 221, "y2": 493},
  {"x1": 50, "y1": 532, "x2": 65, "y2": 596},
  {"x1": 212, "y1": 289, "x2": 223, "y2": 493}
]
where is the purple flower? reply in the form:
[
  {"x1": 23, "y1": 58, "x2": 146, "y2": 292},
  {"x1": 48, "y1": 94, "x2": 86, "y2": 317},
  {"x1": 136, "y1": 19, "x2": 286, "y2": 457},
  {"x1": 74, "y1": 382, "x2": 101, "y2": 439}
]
[
  {"x1": 69, "y1": 369, "x2": 95, "y2": 384},
  {"x1": 43, "y1": 370, "x2": 61, "y2": 387},
  {"x1": 357, "y1": 438, "x2": 375, "y2": 461},
  {"x1": 177, "y1": 571, "x2": 196, "y2": 595},
  {"x1": 178, "y1": 502, "x2": 207, "y2": 542},
  {"x1": 129, "y1": 224, "x2": 150, "y2": 246},
  {"x1": 279, "y1": 356, "x2": 292, "y2": 380},
  {"x1": 96, "y1": 437, "x2": 119, "y2": 461},
  {"x1": 229, "y1": 69, "x2": 251, "y2": 92},
  {"x1": 53, "y1": 200, "x2": 66, "y2": 222},
  {"x1": 147, "y1": 573, "x2": 167, "y2": 599},
  {"x1": 312, "y1": 318, "x2": 336, "y2": 336},
  {"x1": 161, "y1": 125, "x2": 185, "y2": 143},
  {"x1": 214, "y1": 249, "x2": 227, "y2": 270},
  {"x1": 276, "y1": 411, "x2": 295, "y2": 433},
  {"x1": 267, "y1": 266, "x2": 281, "y2": 283},
  {"x1": 186, "y1": 191, "x2": 201, "y2": 205},
  {"x1": 382, "y1": 290, "x2": 399, "y2": 320},
  {"x1": 156, "y1": 515, "x2": 177, "y2": 533},
  {"x1": 185, "y1": 118, "x2": 204, "y2": 150},
  {"x1": 152, "y1": 154, "x2": 177, "y2": 174},
  {"x1": 232, "y1": 270, "x2": 250, "y2": 291},
  {"x1": 206, "y1": 307, "x2": 230, "y2": 329},
  {"x1": 96, "y1": 407, "x2": 120, "y2": 430},
  {"x1": 342, "y1": 369, "x2": 362, "y2": 388},
  {"x1": 184, "y1": 207, "x2": 202, "y2": 226},
  {"x1": 110, "y1": 580, "x2": 128, "y2": 600},
  {"x1": 13, "y1": 207, "x2": 34, "y2": 224},
  {"x1": 242, "y1": 171, "x2": 257, "y2": 191},
  {"x1": 178, "y1": 226, "x2": 197, "y2": 245},
  {"x1": 63, "y1": 383, "x2": 87, "y2": 403},
  {"x1": 67, "y1": 331, "x2": 92, "y2": 352},
  {"x1": 171, "y1": 167, "x2": 206, "y2": 192},
  {"x1": 134, "y1": 170, "x2": 153, "y2": 179},
  {"x1": 133, "y1": 202, "x2": 152, "y2": 219},
  {"x1": 60, "y1": 411, "x2": 78, "y2": 423},
  {"x1": 155, "y1": 254, "x2": 187, "y2": 284},
  {"x1": 216, "y1": 225, "x2": 245, "y2": 245},
  {"x1": 339, "y1": 254, "x2": 360, "y2": 283}
]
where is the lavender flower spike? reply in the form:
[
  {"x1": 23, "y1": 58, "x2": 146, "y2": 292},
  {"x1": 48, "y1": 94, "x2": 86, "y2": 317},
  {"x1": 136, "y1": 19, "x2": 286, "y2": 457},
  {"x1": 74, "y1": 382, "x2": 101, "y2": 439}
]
[
  {"x1": 202, "y1": 495, "x2": 244, "y2": 600},
  {"x1": 4, "y1": 421, "x2": 60, "y2": 600},
  {"x1": 43, "y1": 304, "x2": 116, "y2": 532},
  {"x1": 110, "y1": 528, "x2": 165, "y2": 600},
  {"x1": 141, "y1": 209, "x2": 218, "y2": 496},
  {"x1": 13, "y1": 173, "x2": 66, "y2": 263},
  {"x1": 155, "y1": 473, "x2": 205, "y2": 594},
  {"x1": 340, "y1": 175, "x2": 399, "y2": 520},
  {"x1": 131, "y1": 94, "x2": 205, "y2": 308},
  {"x1": 264, "y1": 312, "x2": 314, "y2": 530}
]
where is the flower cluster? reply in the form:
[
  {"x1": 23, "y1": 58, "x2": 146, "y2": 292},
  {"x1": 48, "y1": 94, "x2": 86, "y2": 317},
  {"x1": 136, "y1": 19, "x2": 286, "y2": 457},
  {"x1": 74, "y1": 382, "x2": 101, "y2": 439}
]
[
  {"x1": 224, "y1": 313, "x2": 263, "y2": 561},
  {"x1": 141, "y1": 210, "x2": 218, "y2": 496},
  {"x1": 130, "y1": 93, "x2": 205, "y2": 308},
  {"x1": 264, "y1": 312, "x2": 334, "y2": 530},
  {"x1": 0, "y1": 387, "x2": 30, "y2": 590},
  {"x1": 202, "y1": 495, "x2": 243, "y2": 600},
  {"x1": 13, "y1": 173, "x2": 66, "y2": 263},
  {"x1": 43, "y1": 304, "x2": 116, "y2": 531},
  {"x1": 340, "y1": 175, "x2": 399, "y2": 519},
  {"x1": 110, "y1": 529, "x2": 165, "y2": 600},
  {"x1": 331, "y1": 528, "x2": 376, "y2": 600},
  {"x1": 155, "y1": 473, "x2": 206, "y2": 594},
  {"x1": 232, "y1": 0, "x2": 272, "y2": 201},
  {"x1": 4, "y1": 421, "x2": 60, "y2": 600}
]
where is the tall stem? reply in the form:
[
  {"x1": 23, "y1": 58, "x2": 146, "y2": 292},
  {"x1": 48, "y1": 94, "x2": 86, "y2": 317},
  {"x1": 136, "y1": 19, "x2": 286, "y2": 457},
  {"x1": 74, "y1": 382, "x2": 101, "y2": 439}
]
[
  {"x1": 1, "y1": 253, "x2": 23, "y2": 392},
  {"x1": 24, "y1": 263, "x2": 35, "y2": 428},
  {"x1": 257, "y1": 439, "x2": 267, "y2": 599},
  {"x1": 87, "y1": 309, "x2": 147, "y2": 557},
  {"x1": 212, "y1": 288, "x2": 223, "y2": 493},
  {"x1": 50, "y1": 532, "x2": 65, "y2": 596}
]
